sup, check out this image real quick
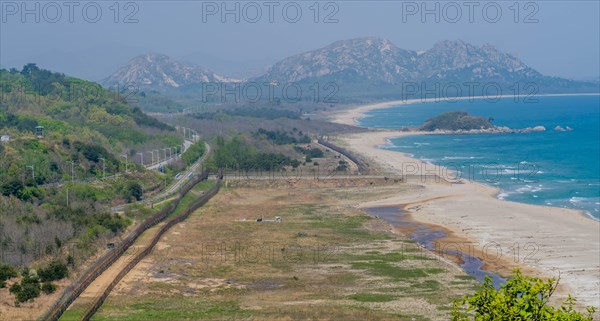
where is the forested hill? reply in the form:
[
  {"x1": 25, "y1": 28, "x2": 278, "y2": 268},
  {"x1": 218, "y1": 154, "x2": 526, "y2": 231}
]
[
  {"x1": 1, "y1": 64, "x2": 175, "y2": 145},
  {"x1": 0, "y1": 64, "x2": 183, "y2": 188},
  {"x1": 0, "y1": 65, "x2": 184, "y2": 272}
]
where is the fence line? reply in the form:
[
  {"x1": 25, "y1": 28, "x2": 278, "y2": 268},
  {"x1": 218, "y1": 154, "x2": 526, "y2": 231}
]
[
  {"x1": 317, "y1": 138, "x2": 370, "y2": 174},
  {"x1": 81, "y1": 180, "x2": 221, "y2": 321},
  {"x1": 38, "y1": 171, "x2": 210, "y2": 321}
]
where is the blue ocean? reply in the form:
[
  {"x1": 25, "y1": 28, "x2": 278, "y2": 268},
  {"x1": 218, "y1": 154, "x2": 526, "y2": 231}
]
[{"x1": 359, "y1": 95, "x2": 600, "y2": 219}]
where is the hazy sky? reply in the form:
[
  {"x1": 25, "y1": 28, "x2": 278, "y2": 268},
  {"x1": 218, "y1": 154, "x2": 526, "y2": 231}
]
[{"x1": 1, "y1": 1, "x2": 599, "y2": 80}]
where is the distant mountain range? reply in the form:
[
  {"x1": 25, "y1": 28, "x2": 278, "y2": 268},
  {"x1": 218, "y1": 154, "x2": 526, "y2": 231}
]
[
  {"x1": 255, "y1": 38, "x2": 542, "y2": 84},
  {"x1": 101, "y1": 53, "x2": 237, "y2": 90},
  {"x1": 103, "y1": 37, "x2": 599, "y2": 96}
]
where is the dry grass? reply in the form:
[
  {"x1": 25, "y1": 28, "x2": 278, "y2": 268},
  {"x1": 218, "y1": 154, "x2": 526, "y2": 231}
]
[{"x1": 68, "y1": 179, "x2": 479, "y2": 321}]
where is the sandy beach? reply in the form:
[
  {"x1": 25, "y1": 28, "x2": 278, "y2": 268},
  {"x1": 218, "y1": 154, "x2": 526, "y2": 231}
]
[
  {"x1": 331, "y1": 93, "x2": 600, "y2": 127},
  {"x1": 330, "y1": 101, "x2": 600, "y2": 307}
]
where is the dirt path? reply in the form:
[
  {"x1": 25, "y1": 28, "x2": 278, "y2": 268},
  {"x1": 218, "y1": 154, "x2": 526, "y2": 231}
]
[
  {"x1": 39, "y1": 149, "x2": 213, "y2": 321},
  {"x1": 61, "y1": 223, "x2": 165, "y2": 319}
]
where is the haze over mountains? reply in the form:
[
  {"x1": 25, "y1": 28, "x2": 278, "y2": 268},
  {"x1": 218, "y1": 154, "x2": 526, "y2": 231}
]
[
  {"x1": 255, "y1": 37, "x2": 542, "y2": 84},
  {"x1": 102, "y1": 37, "x2": 598, "y2": 95},
  {"x1": 102, "y1": 53, "x2": 237, "y2": 89}
]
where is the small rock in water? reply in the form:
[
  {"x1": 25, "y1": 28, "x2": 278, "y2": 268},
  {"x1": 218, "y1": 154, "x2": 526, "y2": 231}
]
[
  {"x1": 521, "y1": 126, "x2": 546, "y2": 133},
  {"x1": 532, "y1": 126, "x2": 546, "y2": 132},
  {"x1": 554, "y1": 125, "x2": 566, "y2": 132},
  {"x1": 566, "y1": 126, "x2": 574, "y2": 131}
]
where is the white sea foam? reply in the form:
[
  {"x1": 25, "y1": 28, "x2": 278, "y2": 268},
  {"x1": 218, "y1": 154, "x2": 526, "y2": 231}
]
[
  {"x1": 515, "y1": 185, "x2": 546, "y2": 193},
  {"x1": 420, "y1": 158, "x2": 434, "y2": 164},
  {"x1": 497, "y1": 192, "x2": 510, "y2": 200},
  {"x1": 569, "y1": 197, "x2": 586, "y2": 204},
  {"x1": 479, "y1": 164, "x2": 516, "y2": 169},
  {"x1": 442, "y1": 156, "x2": 483, "y2": 160}
]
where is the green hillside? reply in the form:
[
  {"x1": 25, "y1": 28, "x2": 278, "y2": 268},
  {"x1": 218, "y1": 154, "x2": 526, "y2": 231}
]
[
  {"x1": 0, "y1": 65, "x2": 182, "y2": 276},
  {"x1": 0, "y1": 65, "x2": 182, "y2": 188}
]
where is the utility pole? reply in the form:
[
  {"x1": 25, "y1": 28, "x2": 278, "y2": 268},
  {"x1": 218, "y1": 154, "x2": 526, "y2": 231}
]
[
  {"x1": 70, "y1": 161, "x2": 74, "y2": 183},
  {"x1": 99, "y1": 157, "x2": 106, "y2": 179},
  {"x1": 147, "y1": 151, "x2": 154, "y2": 165},
  {"x1": 137, "y1": 152, "x2": 144, "y2": 166},
  {"x1": 66, "y1": 188, "x2": 69, "y2": 206},
  {"x1": 154, "y1": 150, "x2": 159, "y2": 163},
  {"x1": 26, "y1": 165, "x2": 34, "y2": 182}
]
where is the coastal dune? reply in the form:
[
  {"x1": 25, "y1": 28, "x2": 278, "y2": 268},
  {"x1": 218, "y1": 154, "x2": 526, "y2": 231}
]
[{"x1": 331, "y1": 103, "x2": 600, "y2": 307}]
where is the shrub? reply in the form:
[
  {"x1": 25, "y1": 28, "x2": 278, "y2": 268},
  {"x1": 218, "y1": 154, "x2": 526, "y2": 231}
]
[
  {"x1": 213, "y1": 137, "x2": 292, "y2": 171},
  {"x1": 0, "y1": 264, "x2": 17, "y2": 282},
  {"x1": 66, "y1": 255, "x2": 75, "y2": 268},
  {"x1": 41, "y1": 282, "x2": 57, "y2": 294},
  {"x1": 1, "y1": 179, "x2": 24, "y2": 197},
  {"x1": 451, "y1": 269, "x2": 596, "y2": 321},
  {"x1": 9, "y1": 282, "x2": 22, "y2": 295},
  {"x1": 306, "y1": 148, "x2": 324, "y2": 158},
  {"x1": 38, "y1": 261, "x2": 68, "y2": 282},
  {"x1": 294, "y1": 146, "x2": 324, "y2": 158},
  {"x1": 290, "y1": 159, "x2": 301, "y2": 168},
  {"x1": 125, "y1": 182, "x2": 143, "y2": 202},
  {"x1": 96, "y1": 213, "x2": 129, "y2": 233},
  {"x1": 21, "y1": 269, "x2": 39, "y2": 285},
  {"x1": 15, "y1": 282, "x2": 40, "y2": 303},
  {"x1": 254, "y1": 128, "x2": 311, "y2": 145}
]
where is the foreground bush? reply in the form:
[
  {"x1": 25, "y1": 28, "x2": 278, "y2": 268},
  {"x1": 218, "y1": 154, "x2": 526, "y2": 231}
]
[
  {"x1": 41, "y1": 281, "x2": 57, "y2": 294},
  {"x1": 451, "y1": 269, "x2": 596, "y2": 320},
  {"x1": 7, "y1": 262, "x2": 68, "y2": 304},
  {"x1": 0, "y1": 264, "x2": 18, "y2": 288},
  {"x1": 39, "y1": 260, "x2": 68, "y2": 282}
]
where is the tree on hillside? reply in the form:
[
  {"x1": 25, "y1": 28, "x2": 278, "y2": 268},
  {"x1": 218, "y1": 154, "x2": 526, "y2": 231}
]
[
  {"x1": 125, "y1": 182, "x2": 143, "y2": 202},
  {"x1": 20, "y1": 63, "x2": 40, "y2": 76}
]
